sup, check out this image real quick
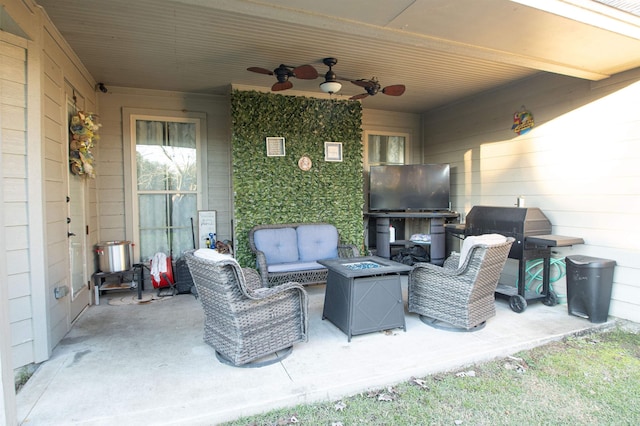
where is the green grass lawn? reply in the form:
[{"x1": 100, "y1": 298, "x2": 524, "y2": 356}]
[{"x1": 222, "y1": 325, "x2": 640, "y2": 425}]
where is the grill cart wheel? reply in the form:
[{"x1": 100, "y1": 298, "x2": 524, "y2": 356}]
[
  {"x1": 542, "y1": 290, "x2": 558, "y2": 306},
  {"x1": 509, "y1": 294, "x2": 527, "y2": 313}
]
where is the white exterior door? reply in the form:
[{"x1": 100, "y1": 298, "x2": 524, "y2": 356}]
[
  {"x1": 66, "y1": 96, "x2": 90, "y2": 319},
  {"x1": 68, "y1": 173, "x2": 89, "y2": 320}
]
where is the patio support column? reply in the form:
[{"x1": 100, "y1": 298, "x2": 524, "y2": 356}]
[{"x1": 0, "y1": 73, "x2": 18, "y2": 426}]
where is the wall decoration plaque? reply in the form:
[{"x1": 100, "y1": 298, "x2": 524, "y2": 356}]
[
  {"x1": 266, "y1": 137, "x2": 286, "y2": 156},
  {"x1": 325, "y1": 142, "x2": 343, "y2": 162}
]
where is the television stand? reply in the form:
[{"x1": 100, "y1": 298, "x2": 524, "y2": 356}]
[{"x1": 366, "y1": 211, "x2": 460, "y2": 265}]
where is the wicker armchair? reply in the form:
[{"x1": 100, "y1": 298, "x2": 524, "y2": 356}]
[
  {"x1": 408, "y1": 236, "x2": 515, "y2": 331},
  {"x1": 184, "y1": 250, "x2": 308, "y2": 367}
]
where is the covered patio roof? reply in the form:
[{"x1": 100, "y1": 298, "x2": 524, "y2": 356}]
[{"x1": 33, "y1": 0, "x2": 640, "y2": 113}]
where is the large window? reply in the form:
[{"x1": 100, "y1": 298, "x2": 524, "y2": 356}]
[
  {"x1": 367, "y1": 133, "x2": 406, "y2": 166},
  {"x1": 126, "y1": 113, "x2": 204, "y2": 261}
]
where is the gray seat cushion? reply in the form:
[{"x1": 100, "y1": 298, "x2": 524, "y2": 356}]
[
  {"x1": 253, "y1": 227, "x2": 299, "y2": 264},
  {"x1": 296, "y1": 224, "x2": 338, "y2": 261}
]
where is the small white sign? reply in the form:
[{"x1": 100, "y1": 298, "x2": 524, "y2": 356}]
[
  {"x1": 266, "y1": 137, "x2": 286, "y2": 157},
  {"x1": 324, "y1": 141, "x2": 343, "y2": 162},
  {"x1": 198, "y1": 210, "x2": 217, "y2": 249}
]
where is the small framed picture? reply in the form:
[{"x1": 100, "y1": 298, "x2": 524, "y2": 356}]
[
  {"x1": 324, "y1": 142, "x2": 343, "y2": 162},
  {"x1": 266, "y1": 137, "x2": 286, "y2": 157}
]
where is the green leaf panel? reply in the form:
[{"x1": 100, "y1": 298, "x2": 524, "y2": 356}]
[{"x1": 231, "y1": 90, "x2": 364, "y2": 267}]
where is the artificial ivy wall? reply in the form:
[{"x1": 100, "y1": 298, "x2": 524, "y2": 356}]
[{"x1": 231, "y1": 90, "x2": 364, "y2": 267}]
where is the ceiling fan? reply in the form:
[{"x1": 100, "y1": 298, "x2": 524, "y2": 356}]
[
  {"x1": 319, "y1": 57, "x2": 343, "y2": 94},
  {"x1": 247, "y1": 63, "x2": 318, "y2": 91},
  {"x1": 318, "y1": 58, "x2": 406, "y2": 100},
  {"x1": 349, "y1": 78, "x2": 406, "y2": 100}
]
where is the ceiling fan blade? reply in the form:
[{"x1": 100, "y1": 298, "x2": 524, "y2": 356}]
[
  {"x1": 351, "y1": 79, "x2": 374, "y2": 89},
  {"x1": 247, "y1": 67, "x2": 274, "y2": 76},
  {"x1": 292, "y1": 65, "x2": 318, "y2": 79},
  {"x1": 349, "y1": 93, "x2": 369, "y2": 100},
  {"x1": 272, "y1": 81, "x2": 293, "y2": 91},
  {"x1": 382, "y1": 84, "x2": 406, "y2": 96}
]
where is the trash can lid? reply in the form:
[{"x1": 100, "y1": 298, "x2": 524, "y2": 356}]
[{"x1": 565, "y1": 255, "x2": 616, "y2": 268}]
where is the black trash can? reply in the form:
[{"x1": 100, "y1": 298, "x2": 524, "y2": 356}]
[{"x1": 565, "y1": 255, "x2": 616, "y2": 323}]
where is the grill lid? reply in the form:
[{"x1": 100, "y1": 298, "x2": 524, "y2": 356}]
[
  {"x1": 464, "y1": 206, "x2": 552, "y2": 259},
  {"x1": 465, "y1": 206, "x2": 551, "y2": 237}
]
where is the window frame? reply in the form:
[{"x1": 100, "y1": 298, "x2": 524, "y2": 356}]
[{"x1": 123, "y1": 108, "x2": 207, "y2": 262}]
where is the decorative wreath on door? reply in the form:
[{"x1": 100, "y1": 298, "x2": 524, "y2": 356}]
[{"x1": 69, "y1": 111, "x2": 101, "y2": 178}]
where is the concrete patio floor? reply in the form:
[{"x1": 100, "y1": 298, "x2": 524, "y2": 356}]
[{"x1": 16, "y1": 278, "x2": 613, "y2": 425}]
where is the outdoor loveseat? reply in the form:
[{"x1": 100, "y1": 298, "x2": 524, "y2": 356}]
[{"x1": 248, "y1": 223, "x2": 360, "y2": 287}]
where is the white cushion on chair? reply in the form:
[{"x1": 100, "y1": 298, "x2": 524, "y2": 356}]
[
  {"x1": 194, "y1": 248, "x2": 233, "y2": 262},
  {"x1": 459, "y1": 234, "x2": 507, "y2": 268}
]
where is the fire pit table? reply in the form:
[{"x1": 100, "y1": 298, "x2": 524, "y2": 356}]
[{"x1": 318, "y1": 256, "x2": 412, "y2": 341}]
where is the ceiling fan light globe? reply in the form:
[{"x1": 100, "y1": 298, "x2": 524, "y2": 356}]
[{"x1": 320, "y1": 80, "x2": 342, "y2": 94}]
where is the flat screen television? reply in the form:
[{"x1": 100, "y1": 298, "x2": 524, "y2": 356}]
[{"x1": 369, "y1": 164, "x2": 450, "y2": 211}]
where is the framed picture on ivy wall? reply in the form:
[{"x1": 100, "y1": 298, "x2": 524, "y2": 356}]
[
  {"x1": 266, "y1": 137, "x2": 286, "y2": 156},
  {"x1": 325, "y1": 142, "x2": 343, "y2": 162}
]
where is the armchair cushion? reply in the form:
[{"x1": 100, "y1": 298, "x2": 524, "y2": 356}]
[
  {"x1": 194, "y1": 248, "x2": 233, "y2": 261},
  {"x1": 458, "y1": 233, "x2": 507, "y2": 267}
]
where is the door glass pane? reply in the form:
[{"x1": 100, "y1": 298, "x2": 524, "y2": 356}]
[
  {"x1": 69, "y1": 174, "x2": 86, "y2": 298},
  {"x1": 135, "y1": 119, "x2": 198, "y2": 260}
]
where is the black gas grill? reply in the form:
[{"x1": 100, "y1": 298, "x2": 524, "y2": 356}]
[
  {"x1": 465, "y1": 206, "x2": 552, "y2": 260},
  {"x1": 458, "y1": 206, "x2": 583, "y2": 312}
]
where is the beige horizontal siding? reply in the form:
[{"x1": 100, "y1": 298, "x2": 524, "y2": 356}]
[
  {"x1": 423, "y1": 68, "x2": 640, "y2": 322},
  {"x1": 1, "y1": 36, "x2": 33, "y2": 369}
]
